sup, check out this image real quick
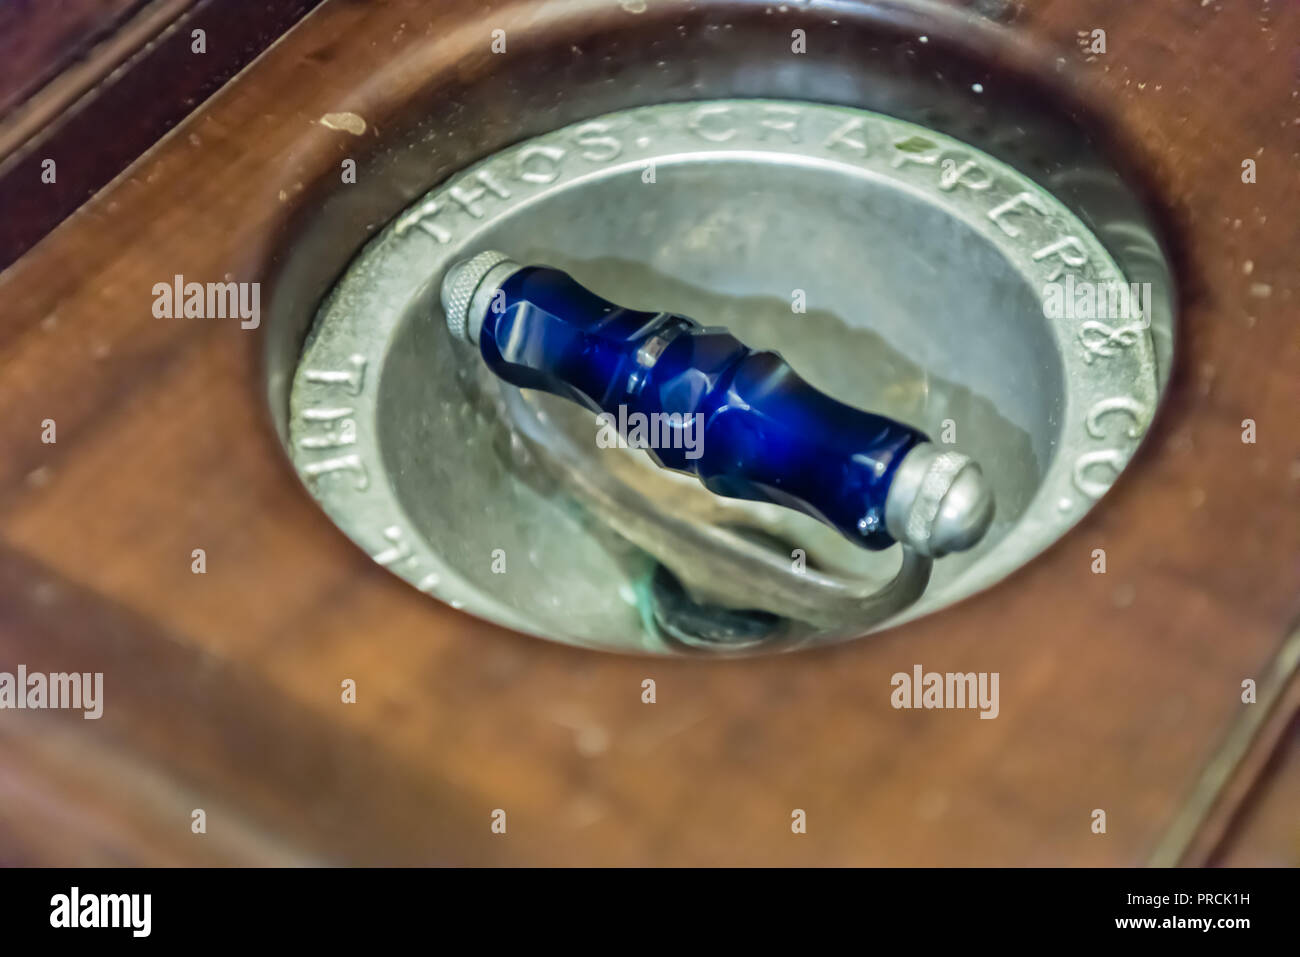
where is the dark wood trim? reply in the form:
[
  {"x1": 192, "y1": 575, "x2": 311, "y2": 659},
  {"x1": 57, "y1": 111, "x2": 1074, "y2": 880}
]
[{"x1": 0, "y1": 0, "x2": 324, "y2": 271}]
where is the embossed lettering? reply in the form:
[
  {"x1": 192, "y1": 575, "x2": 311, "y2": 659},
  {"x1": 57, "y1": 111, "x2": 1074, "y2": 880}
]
[
  {"x1": 987, "y1": 191, "x2": 1049, "y2": 238},
  {"x1": 1079, "y1": 320, "x2": 1144, "y2": 363},
  {"x1": 516, "y1": 144, "x2": 566, "y2": 183},
  {"x1": 302, "y1": 453, "x2": 369, "y2": 490},
  {"x1": 372, "y1": 525, "x2": 412, "y2": 566},
  {"x1": 938, "y1": 156, "x2": 993, "y2": 192},
  {"x1": 687, "y1": 104, "x2": 737, "y2": 143},
  {"x1": 394, "y1": 198, "x2": 452, "y2": 244},
  {"x1": 1072, "y1": 449, "x2": 1126, "y2": 498},
  {"x1": 1085, "y1": 397, "x2": 1146, "y2": 440},
  {"x1": 890, "y1": 137, "x2": 939, "y2": 168},
  {"x1": 823, "y1": 117, "x2": 870, "y2": 156},
  {"x1": 758, "y1": 105, "x2": 801, "y2": 143},
  {"x1": 574, "y1": 121, "x2": 623, "y2": 162},
  {"x1": 448, "y1": 170, "x2": 512, "y2": 217},
  {"x1": 303, "y1": 354, "x2": 367, "y2": 395},
  {"x1": 298, "y1": 418, "x2": 356, "y2": 450},
  {"x1": 1032, "y1": 236, "x2": 1089, "y2": 281}
]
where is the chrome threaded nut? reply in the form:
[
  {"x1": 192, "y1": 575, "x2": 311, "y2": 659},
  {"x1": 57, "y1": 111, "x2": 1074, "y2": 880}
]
[
  {"x1": 440, "y1": 250, "x2": 518, "y2": 344},
  {"x1": 884, "y1": 443, "x2": 995, "y2": 557}
]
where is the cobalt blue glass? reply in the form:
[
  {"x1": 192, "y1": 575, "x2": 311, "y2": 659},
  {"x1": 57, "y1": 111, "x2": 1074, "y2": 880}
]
[{"x1": 476, "y1": 265, "x2": 929, "y2": 550}]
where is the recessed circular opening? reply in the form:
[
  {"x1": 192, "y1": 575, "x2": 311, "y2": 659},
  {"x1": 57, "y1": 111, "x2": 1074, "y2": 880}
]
[{"x1": 282, "y1": 99, "x2": 1172, "y2": 654}]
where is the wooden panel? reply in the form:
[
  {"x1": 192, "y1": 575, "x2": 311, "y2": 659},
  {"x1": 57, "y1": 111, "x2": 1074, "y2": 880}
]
[
  {"x1": 0, "y1": 0, "x2": 323, "y2": 269},
  {"x1": 1214, "y1": 715, "x2": 1300, "y2": 867},
  {"x1": 0, "y1": 0, "x2": 1296, "y2": 865},
  {"x1": 0, "y1": 0, "x2": 152, "y2": 117}
]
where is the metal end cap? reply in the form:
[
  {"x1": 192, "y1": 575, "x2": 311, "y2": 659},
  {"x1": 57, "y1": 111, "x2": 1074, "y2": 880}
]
[
  {"x1": 884, "y1": 443, "x2": 995, "y2": 557},
  {"x1": 440, "y1": 250, "x2": 515, "y2": 342}
]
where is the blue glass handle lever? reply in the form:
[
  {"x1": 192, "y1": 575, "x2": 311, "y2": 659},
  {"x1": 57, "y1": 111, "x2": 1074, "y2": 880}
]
[{"x1": 441, "y1": 251, "x2": 994, "y2": 556}]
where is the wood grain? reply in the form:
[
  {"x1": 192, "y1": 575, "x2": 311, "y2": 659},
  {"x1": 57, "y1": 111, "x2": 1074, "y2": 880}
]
[
  {"x1": 0, "y1": 0, "x2": 1296, "y2": 865},
  {"x1": 0, "y1": 0, "x2": 152, "y2": 118},
  {"x1": 0, "y1": 0, "x2": 323, "y2": 269}
]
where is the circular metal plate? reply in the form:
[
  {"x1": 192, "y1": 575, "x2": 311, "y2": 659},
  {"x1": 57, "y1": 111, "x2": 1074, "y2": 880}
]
[{"x1": 287, "y1": 99, "x2": 1172, "y2": 654}]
